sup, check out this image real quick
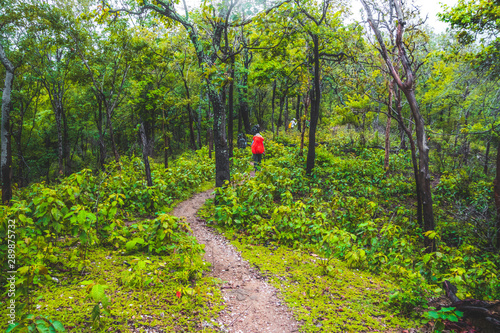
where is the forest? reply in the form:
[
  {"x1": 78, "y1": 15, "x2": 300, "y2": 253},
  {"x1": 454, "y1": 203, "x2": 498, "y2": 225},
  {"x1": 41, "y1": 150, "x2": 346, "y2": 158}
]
[{"x1": 1, "y1": 0, "x2": 500, "y2": 332}]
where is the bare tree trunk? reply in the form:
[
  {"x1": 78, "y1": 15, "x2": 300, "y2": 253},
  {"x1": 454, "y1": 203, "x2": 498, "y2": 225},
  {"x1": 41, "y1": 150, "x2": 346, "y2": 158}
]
[
  {"x1": 206, "y1": 93, "x2": 213, "y2": 159},
  {"x1": 277, "y1": 95, "x2": 285, "y2": 137},
  {"x1": 485, "y1": 137, "x2": 491, "y2": 175},
  {"x1": 384, "y1": 82, "x2": 394, "y2": 172},
  {"x1": 139, "y1": 122, "x2": 153, "y2": 187},
  {"x1": 399, "y1": 122, "x2": 407, "y2": 150},
  {"x1": 62, "y1": 105, "x2": 70, "y2": 175},
  {"x1": 208, "y1": 89, "x2": 229, "y2": 187},
  {"x1": 300, "y1": 93, "x2": 310, "y2": 157},
  {"x1": 196, "y1": 92, "x2": 202, "y2": 149},
  {"x1": 97, "y1": 98, "x2": 106, "y2": 171},
  {"x1": 404, "y1": 90, "x2": 434, "y2": 252},
  {"x1": 187, "y1": 104, "x2": 197, "y2": 150},
  {"x1": 238, "y1": 46, "x2": 252, "y2": 134},
  {"x1": 306, "y1": 34, "x2": 321, "y2": 175},
  {"x1": 284, "y1": 97, "x2": 289, "y2": 133},
  {"x1": 14, "y1": 106, "x2": 24, "y2": 188},
  {"x1": 105, "y1": 106, "x2": 120, "y2": 165},
  {"x1": 296, "y1": 95, "x2": 301, "y2": 132},
  {"x1": 54, "y1": 103, "x2": 64, "y2": 176},
  {"x1": 0, "y1": 43, "x2": 14, "y2": 204},
  {"x1": 394, "y1": 88, "x2": 423, "y2": 229},
  {"x1": 271, "y1": 80, "x2": 276, "y2": 136},
  {"x1": 494, "y1": 140, "x2": 500, "y2": 249},
  {"x1": 162, "y1": 109, "x2": 168, "y2": 168},
  {"x1": 181, "y1": 74, "x2": 197, "y2": 150},
  {"x1": 228, "y1": 55, "x2": 235, "y2": 158}
]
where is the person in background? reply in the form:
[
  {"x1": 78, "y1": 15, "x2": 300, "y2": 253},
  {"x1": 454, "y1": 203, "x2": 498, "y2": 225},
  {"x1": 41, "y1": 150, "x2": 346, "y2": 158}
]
[
  {"x1": 237, "y1": 133, "x2": 247, "y2": 149},
  {"x1": 251, "y1": 132, "x2": 265, "y2": 171}
]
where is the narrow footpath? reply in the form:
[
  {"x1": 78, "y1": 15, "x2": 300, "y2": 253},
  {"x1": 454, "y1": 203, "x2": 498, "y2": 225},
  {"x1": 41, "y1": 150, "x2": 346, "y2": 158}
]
[{"x1": 171, "y1": 189, "x2": 299, "y2": 333}]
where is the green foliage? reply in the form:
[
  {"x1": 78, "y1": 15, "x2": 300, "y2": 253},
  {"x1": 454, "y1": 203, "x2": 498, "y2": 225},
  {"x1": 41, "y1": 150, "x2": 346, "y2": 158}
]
[
  {"x1": 423, "y1": 307, "x2": 464, "y2": 333},
  {"x1": 6, "y1": 314, "x2": 65, "y2": 333},
  {"x1": 80, "y1": 280, "x2": 112, "y2": 327},
  {"x1": 0, "y1": 149, "x2": 217, "y2": 329},
  {"x1": 1, "y1": 248, "x2": 221, "y2": 332},
  {"x1": 204, "y1": 133, "x2": 500, "y2": 320}
]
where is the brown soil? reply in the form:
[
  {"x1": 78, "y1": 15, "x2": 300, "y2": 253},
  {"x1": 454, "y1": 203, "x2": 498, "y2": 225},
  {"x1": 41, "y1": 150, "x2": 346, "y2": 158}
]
[{"x1": 171, "y1": 189, "x2": 299, "y2": 333}]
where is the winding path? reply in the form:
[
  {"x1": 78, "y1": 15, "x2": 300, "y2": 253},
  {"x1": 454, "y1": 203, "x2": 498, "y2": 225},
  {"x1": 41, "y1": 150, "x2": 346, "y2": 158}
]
[{"x1": 171, "y1": 189, "x2": 299, "y2": 333}]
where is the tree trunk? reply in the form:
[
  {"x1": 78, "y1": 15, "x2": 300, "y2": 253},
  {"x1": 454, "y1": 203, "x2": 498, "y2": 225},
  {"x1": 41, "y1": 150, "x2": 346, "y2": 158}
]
[
  {"x1": 182, "y1": 76, "x2": 197, "y2": 150},
  {"x1": 306, "y1": 34, "x2": 321, "y2": 175},
  {"x1": 238, "y1": 90, "x2": 242, "y2": 134},
  {"x1": 284, "y1": 97, "x2": 289, "y2": 133},
  {"x1": 206, "y1": 93, "x2": 213, "y2": 159},
  {"x1": 105, "y1": 105, "x2": 120, "y2": 165},
  {"x1": 14, "y1": 107, "x2": 24, "y2": 188},
  {"x1": 384, "y1": 82, "x2": 394, "y2": 172},
  {"x1": 495, "y1": 140, "x2": 500, "y2": 249},
  {"x1": 228, "y1": 55, "x2": 235, "y2": 158},
  {"x1": 399, "y1": 122, "x2": 407, "y2": 150},
  {"x1": 208, "y1": 89, "x2": 230, "y2": 187},
  {"x1": 62, "y1": 105, "x2": 70, "y2": 175},
  {"x1": 300, "y1": 93, "x2": 310, "y2": 157},
  {"x1": 196, "y1": 92, "x2": 202, "y2": 149},
  {"x1": 403, "y1": 90, "x2": 434, "y2": 252},
  {"x1": 0, "y1": 49, "x2": 14, "y2": 204},
  {"x1": 271, "y1": 80, "x2": 276, "y2": 136},
  {"x1": 54, "y1": 103, "x2": 64, "y2": 176},
  {"x1": 139, "y1": 122, "x2": 153, "y2": 187},
  {"x1": 277, "y1": 95, "x2": 285, "y2": 137},
  {"x1": 187, "y1": 104, "x2": 197, "y2": 150},
  {"x1": 296, "y1": 95, "x2": 301, "y2": 132},
  {"x1": 97, "y1": 98, "x2": 106, "y2": 171},
  {"x1": 239, "y1": 46, "x2": 252, "y2": 134},
  {"x1": 394, "y1": 88, "x2": 423, "y2": 229},
  {"x1": 485, "y1": 137, "x2": 491, "y2": 175},
  {"x1": 162, "y1": 109, "x2": 168, "y2": 168}
]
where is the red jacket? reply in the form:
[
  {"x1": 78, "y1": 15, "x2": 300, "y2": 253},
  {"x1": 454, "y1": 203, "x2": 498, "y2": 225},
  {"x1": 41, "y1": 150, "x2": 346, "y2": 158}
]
[{"x1": 251, "y1": 134, "x2": 265, "y2": 154}]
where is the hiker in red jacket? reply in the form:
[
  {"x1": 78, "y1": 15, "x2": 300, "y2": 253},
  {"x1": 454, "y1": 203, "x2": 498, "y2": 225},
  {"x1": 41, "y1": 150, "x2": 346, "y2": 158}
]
[{"x1": 251, "y1": 132, "x2": 265, "y2": 171}]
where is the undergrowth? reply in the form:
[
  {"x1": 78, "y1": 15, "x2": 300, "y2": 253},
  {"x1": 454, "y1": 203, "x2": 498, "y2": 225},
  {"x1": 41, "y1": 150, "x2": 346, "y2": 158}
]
[
  {"x1": 201, "y1": 132, "x2": 500, "y2": 325},
  {"x1": 0, "y1": 147, "x2": 224, "y2": 331}
]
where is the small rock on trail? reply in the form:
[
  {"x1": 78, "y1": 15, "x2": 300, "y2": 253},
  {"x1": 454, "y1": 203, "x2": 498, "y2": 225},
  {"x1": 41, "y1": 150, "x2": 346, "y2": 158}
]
[{"x1": 171, "y1": 189, "x2": 299, "y2": 333}]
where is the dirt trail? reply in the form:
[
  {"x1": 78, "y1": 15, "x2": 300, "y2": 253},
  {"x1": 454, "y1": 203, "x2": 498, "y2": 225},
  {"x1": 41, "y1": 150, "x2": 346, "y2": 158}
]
[{"x1": 171, "y1": 189, "x2": 299, "y2": 333}]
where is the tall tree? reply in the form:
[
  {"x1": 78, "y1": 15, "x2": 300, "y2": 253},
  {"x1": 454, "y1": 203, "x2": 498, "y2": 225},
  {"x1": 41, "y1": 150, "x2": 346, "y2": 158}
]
[
  {"x1": 0, "y1": 41, "x2": 15, "y2": 204},
  {"x1": 292, "y1": 0, "x2": 350, "y2": 174},
  {"x1": 102, "y1": 0, "x2": 287, "y2": 187},
  {"x1": 361, "y1": 0, "x2": 435, "y2": 252},
  {"x1": 70, "y1": 19, "x2": 137, "y2": 166}
]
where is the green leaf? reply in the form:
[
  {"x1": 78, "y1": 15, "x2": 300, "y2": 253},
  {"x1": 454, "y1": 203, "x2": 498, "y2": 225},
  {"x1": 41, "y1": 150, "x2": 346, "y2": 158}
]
[
  {"x1": 125, "y1": 240, "x2": 137, "y2": 250},
  {"x1": 51, "y1": 321, "x2": 65, "y2": 332},
  {"x1": 79, "y1": 280, "x2": 94, "y2": 285},
  {"x1": 90, "y1": 304, "x2": 100, "y2": 322},
  {"x1": 91, "y1": 284, "x2": 105, "y2": 302},
  {"x1": 6, "y1": 323, "x2": 20, "y2": 333},
  {"x1": 36, "y1": 320, "x2": 50, "y2": 333},
  {"x1": 435, "y1": 321, "x2": 445, "y2": 332},
  {"x1": 51, "y1": 207, "x2": 62, "y2": 221},
  {"x1": 427, "y1": 311, "x2": 440, "y2": 319}
]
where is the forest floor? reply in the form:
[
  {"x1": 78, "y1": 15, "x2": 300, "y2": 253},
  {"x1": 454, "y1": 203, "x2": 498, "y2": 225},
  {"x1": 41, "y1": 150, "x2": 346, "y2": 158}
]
[
  {"x1": 169, "y1": 174, "x2": 420, "y2": 332},
  {"x1": 171, "y1": 187, "x2": 299, "y2": 333}
]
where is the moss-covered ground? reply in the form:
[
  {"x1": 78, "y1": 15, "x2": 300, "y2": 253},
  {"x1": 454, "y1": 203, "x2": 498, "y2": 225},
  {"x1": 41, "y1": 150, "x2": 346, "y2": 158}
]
[
  {"x1": 1, "y1": 233, "x2": 224, "y2": 332},
  {"x1": 214, "y1": 227, "x2": 421, "y2": 332}
]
